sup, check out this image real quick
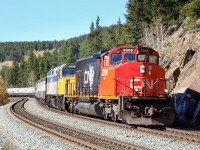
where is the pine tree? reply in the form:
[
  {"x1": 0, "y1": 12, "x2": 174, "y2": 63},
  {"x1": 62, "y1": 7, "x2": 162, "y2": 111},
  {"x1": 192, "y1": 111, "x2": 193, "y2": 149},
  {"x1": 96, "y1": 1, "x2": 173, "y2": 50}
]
[
  {"x1": 79, "y1": 16, "x2": 103, "y2": 58},
  {"x1": 96, "y1": 16, "x2": 101, "y2": 30},
  {"x1": 11, "y1": 61, "x2": 19, "y2": 86},
  {"x1": 90, "y1": 22, "x2": 94, "y2": 32},
  {"x1": 116, "y1": 17, "x2": 123, "y2": 46},
  {"x1": 121, "y1": 0, "x2": 144, "y2": 45}
]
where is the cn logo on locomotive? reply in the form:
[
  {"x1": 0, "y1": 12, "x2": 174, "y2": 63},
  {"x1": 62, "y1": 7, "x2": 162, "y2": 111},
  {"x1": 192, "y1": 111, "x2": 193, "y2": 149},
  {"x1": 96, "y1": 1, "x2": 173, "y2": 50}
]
[{"x1": 84, "y1": 65, "x2": 95, "y2": 90}]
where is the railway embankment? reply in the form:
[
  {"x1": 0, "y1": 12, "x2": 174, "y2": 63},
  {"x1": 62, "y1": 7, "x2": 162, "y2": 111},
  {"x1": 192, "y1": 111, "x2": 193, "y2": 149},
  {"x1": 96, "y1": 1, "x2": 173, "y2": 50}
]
[
  {"x1": 161, "y1": 19, "x2": 200, "y2": 128},
  {"x1": 0, "y1": 98, "x2": 79, "y2": 150},
  {"x1": 24, "y1": 98, "x2": 200, "y2": 150}
]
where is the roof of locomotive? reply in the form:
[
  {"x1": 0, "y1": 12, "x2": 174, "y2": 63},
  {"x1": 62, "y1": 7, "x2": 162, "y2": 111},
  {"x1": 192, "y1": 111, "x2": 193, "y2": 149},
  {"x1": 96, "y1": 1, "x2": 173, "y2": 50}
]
[
  {"x1": 76, "y1": 49, "x2": 110, "y2": 63},
  {"x1": 76, "y1": 46, "x2": 159, "y2": 63},
  {"x1": 111, "y1": 45, "x2": 158, "y2": 53},
  {"x1": 47, "y1": 63, "x2": 75, "y2": 76}
]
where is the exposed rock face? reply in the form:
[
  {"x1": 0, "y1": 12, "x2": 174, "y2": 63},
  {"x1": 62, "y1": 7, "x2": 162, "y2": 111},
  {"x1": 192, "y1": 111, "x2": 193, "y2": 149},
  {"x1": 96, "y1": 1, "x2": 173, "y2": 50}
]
[
  {"x1": 161, "y1": 20, "x2": 200, "y2": 127},
  {"x1": 161, "y1": 27, "x2": 200, "y2": 92}
]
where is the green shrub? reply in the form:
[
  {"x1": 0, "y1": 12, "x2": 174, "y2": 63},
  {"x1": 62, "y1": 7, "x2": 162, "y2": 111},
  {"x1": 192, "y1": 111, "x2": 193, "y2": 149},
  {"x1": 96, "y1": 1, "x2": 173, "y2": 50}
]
[
  {"x1": 0, "y1": 78, "x2": 8, "y2": 105},
  {"x1": 182, "y1": 0, "x2": 200, "y2": 26}
]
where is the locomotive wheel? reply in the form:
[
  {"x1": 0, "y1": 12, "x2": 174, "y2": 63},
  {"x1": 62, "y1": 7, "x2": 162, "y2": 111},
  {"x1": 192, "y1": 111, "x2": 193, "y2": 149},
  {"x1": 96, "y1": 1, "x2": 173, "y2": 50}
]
[
  {"x1": 111, "y1": 110, "x2": 118, "y2": 121},
  {"x1": 62, "y1": 99, "x2": 66, "y2": 111},
  {"x1": 69, "y1": 104, "x2": 73, "y2": 113},
  {"x1": 103, "y1": 109, "x2": 111, "y2": 120},
  {"x1": 73, "y1": 108, "x2": 77, "y2": 114}
]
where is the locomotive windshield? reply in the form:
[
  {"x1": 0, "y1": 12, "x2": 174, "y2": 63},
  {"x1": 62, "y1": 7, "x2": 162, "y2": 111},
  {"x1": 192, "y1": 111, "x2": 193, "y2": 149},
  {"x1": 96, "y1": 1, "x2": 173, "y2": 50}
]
[
  {"x1": 138, "y1": 54, "x2": 158, "y2": 64},
  {"x1": 111, "y1": 54, "x2": 122, "y2": 64},
  {"x1": 149, "y1": 55, "x2": 158, "y2": 64},
  {"x1": 62, "y1": 68, "x2": 75, "y2": 76},
  {"x1": 124, "y1": 54, "x2": 136, "y2": 61},
  {"x1": 138, "y1": 54, "x2": 148, "y2": 62}
]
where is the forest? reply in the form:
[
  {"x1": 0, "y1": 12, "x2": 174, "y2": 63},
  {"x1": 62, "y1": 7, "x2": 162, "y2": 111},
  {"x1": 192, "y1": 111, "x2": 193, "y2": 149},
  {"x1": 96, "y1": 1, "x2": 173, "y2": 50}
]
[{"x1": 1, "y1": 0, "x2": 200, "y2": 87}]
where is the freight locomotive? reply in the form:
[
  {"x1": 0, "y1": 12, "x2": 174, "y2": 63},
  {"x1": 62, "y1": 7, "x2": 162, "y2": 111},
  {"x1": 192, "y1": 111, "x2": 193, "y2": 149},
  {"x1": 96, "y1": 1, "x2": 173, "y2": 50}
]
[{"x1": 8, "y1": 45, "x2": 175, "y2": 126}]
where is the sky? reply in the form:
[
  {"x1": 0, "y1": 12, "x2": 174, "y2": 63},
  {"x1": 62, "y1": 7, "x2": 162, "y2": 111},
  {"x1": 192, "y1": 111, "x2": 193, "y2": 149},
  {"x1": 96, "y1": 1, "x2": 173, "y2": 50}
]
[{"x1": 0, "y1": 0, "x2": 127, "y2": 42}]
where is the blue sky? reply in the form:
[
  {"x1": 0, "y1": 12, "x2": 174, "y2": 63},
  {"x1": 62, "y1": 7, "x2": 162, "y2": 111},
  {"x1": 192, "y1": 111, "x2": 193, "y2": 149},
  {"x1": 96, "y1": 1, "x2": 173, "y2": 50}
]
[{"x1": 0, "y1": 0, "x2": 127, "y2": 42}]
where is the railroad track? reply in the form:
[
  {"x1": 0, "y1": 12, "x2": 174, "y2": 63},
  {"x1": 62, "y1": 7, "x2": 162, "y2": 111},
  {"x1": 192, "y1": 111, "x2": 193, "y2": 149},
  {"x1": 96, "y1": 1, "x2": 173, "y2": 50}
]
[
  {"x1": 10, "y1": 98, "x2": 147, "y2": 150},
  {"x1": 37, "y1": 99, "x2": 200, "y2": 144}
]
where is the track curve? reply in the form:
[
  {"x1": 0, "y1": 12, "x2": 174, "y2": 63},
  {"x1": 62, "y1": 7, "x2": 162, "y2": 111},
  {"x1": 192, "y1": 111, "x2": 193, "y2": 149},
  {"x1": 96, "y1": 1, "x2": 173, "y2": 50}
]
[
  {"x1": 37, "y1": 98, "x2": 200, "y2": 144},
  {"x1": 10, "y1": 98, "x2": 148, "y2": 150}
]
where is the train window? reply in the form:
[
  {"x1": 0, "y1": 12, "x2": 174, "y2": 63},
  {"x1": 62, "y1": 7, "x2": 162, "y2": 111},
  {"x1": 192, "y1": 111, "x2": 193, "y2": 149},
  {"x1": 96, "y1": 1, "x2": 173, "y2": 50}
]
[
  {"x1": 124, "y1": 54, "x2": 136, "y2": 61},
  {"x1": 62, "y1": 69, "x2": 75, "y2": 76},
  {"x1": 138, "y1": 54, "x2": 148, "y2": 62},
  {"x1": 111, "y1": 54, "x2": 122, "y2": 65},
  {"x1": 149, "y1": 55, "x2": 158, "y2": 64}
]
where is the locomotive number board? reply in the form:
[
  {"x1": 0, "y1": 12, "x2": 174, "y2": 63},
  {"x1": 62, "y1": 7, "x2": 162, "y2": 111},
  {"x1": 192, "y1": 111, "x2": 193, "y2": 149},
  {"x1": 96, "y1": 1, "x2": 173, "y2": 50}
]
[
  {"x1": 139, "y1": 48, "x2": 151, "y2": 53},
  {"x1": 122, "y1": 48, "x2": 134, "y2": 52},
  {"x1": 68, "y1": 64, "x2": 76, "y2": 68}
]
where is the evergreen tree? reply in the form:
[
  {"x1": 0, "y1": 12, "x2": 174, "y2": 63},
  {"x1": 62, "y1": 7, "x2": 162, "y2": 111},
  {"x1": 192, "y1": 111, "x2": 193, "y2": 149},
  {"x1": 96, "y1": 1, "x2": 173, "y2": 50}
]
[
  {"x1": 65, "y1": 38, "x2": 80, "y2": 63},
  {"x1": 18, "y1": 58, "x2": 28, "y2": 87},
  {"x1": 11, "y1": 61, "x2": 19, "y2": 86},
  {"x1": 121, "y1": 0, "x2": 144, "y2": 45},
  {"x1": 116, "y1": 17, "x2": 124, "y2": 46},
  {"x1": 50, "y1": 51, "x2": 59, "y2": 68},
  {"x1": 96, "y1": 16, "x2": 101, "y2": 29},
  {"x1": 90, "y1": 22, "x2": 94, "y2": 32},
  {"x1": 79, "y1": 16, "x2": 103, "y2": 58}
]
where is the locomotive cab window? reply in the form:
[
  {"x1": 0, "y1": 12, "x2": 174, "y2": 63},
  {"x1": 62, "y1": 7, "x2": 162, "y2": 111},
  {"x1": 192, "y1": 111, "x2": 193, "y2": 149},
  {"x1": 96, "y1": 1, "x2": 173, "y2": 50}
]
[
  {"x1": 111, "y1": 53, "x2": 122, "y2": 65},
  {"x1": 62, "y1": 68, "x2": 75, "y2": 77},
  {"x1": 149, "y1": 55, "x2": 158, "y2": 64},
  {"x1": 124, "y1": 54, "x2": 136, "y2": 61},
  {"x1": 138, "y1": 54, "x2": 148, "y2": 62}
]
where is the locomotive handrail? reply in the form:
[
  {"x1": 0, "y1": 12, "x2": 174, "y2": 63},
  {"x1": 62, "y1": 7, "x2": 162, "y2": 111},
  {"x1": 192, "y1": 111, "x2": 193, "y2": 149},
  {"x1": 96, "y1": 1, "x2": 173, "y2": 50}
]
[{"x1": 114, "y1": 76, "x2": 171, "y2": 97}]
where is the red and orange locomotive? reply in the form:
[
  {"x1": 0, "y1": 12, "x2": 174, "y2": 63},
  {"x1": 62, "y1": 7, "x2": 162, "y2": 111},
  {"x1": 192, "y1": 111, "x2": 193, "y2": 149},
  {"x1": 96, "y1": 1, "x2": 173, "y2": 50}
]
[{"x1": 66, "y1": 45, "x2": 175, "y2": 126}]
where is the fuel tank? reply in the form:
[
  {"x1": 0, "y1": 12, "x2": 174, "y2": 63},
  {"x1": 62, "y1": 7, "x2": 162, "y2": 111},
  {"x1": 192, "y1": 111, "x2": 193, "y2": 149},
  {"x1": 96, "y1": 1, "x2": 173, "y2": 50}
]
[{"x1": 77, "y1": 102, "x2": 103, "y2": 117}]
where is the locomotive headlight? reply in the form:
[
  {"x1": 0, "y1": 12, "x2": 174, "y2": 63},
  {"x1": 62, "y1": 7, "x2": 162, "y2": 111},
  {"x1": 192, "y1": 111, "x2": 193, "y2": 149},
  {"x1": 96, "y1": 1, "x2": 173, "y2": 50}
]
[
  {"x1": 140, "y1": 64, "x2": 145, "y2": 74},
  {"x1": 135, "y1": 88, "x2": 139, "y2": 92},
  {"x1": 165, "y1": 89, "x2": 169, "y2": 93}
]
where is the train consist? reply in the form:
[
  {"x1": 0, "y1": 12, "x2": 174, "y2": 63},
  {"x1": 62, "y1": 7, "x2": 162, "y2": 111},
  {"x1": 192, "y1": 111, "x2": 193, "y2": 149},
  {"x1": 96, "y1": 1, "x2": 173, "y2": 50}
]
[
  {"x1": 7, "y1": 87, "x2": 35, "y2": 97},
  {"x1": 8, "y1": 46, "x2": 175, "y2": 126}
]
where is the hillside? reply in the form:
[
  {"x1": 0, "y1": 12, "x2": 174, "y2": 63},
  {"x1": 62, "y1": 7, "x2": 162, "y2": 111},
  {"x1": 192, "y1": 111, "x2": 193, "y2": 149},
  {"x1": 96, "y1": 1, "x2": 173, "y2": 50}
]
[
  {"x1": 0, "y1": 61, "x2": 13, "y2": 70},
  {"x1": 160, "y1": 19, "x2": 200, "y2": 127},
  {"x1": 0, "y1": 49, "x2": 56, "y2": 70},
  {"x1": 161, "y1": 19, "x2": 200, "y2": 93},
  {"x1": 0, "y1": 40, "x2": 64, "y2": 62},
  {"x1": 1, "y1": 0, "x2": 200, "y2": 87}
]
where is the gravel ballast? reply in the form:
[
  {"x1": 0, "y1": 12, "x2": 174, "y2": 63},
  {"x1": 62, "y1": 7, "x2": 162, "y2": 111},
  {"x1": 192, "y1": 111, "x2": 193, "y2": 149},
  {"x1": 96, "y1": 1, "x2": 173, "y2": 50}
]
[
  {"x1": 24, "y1": 98, "x2": 200, "y2": 150},
  {"x1": 0, "y1": 98, "x2": 79, "y2": 150}
]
